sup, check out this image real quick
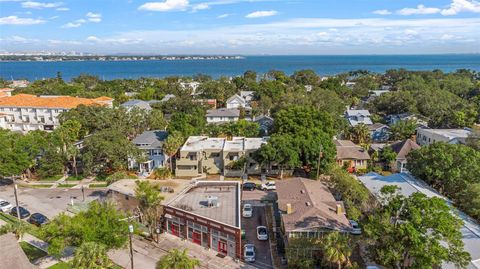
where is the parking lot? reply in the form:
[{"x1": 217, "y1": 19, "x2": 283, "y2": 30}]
[
  {"x1": 242, "y1": 198, "x2": 274, "y2": 269},
  {"x1": 0, "y1": 179, "x2": 106, "y2": 219}
]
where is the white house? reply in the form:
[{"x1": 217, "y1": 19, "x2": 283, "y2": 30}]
[
  {"x1": 226, "y1": 94, "x2": 247, "y2": 109},
  {"x1": 416, "y1": 128, "x2": 472, "y2": 146},
  {"x1": 345, "y1": 109, "x2": 373, "y2": 126},
  {"x1": 128, "y1": 130, "x2": 169, "y2": 175},
  {"x1": 206, "y1": 108, "x2": 240, "y2": 123},
  {"x1": 0, "y1": 94, "x2": 113, "y2": 133},
  {"x1": 120, "y1": 99, "x2": 153, "y2": 111}
]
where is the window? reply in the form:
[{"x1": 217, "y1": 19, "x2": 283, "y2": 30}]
[{"x1": 210, "y1": 153, "x2": 220, "y2": 158}]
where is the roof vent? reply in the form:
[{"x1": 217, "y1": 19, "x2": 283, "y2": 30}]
[
  {"x1": 300, "y1": 190, "x2": 305, "y2": 194},
  {"x1": 207, "y1": 196, "x2": 219, "y2": 207},
  {"x1": 306, "y1": 202, "x2": 311, "y2": 206}
]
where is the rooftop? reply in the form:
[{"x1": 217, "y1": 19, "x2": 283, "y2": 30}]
[
  {"x1": 346, "y1": 109, "x2": 371, "y2": 117},
  {"x1": 206, "y1": 108, "x2": 240, "y2": 117},
  {"x1": 166, "y1": 181, "x2": 241, "y2": 228},
  {"x1": 132, "y1": 130, "x2": 168, "y2": 149},
  {"x1": 276, "y1": 177, "x2": 351, "y2": 232},
  {"x1": 0, "y1": 94, "x2": 113, "y2": 109},
  {"x1": 367, "y1": 123, "x2": 389, "y2": 131},
  {"x1": 390, "y1": 139, "x2": 420, "y2": 160},
  {"x1": 120, "y1": 99, "x2": 152, "y2": 110},
  {"x1": 418, "y1": 128, "x2": 472, "y2": 139},
  {"x1": 335, "y1": 140, "x2": 371, "y2": 160},
  {"x1": 180, "y1": 136, "x2": 267, "y2": 152},
  {"x1": 0, "y1": 233, "x2": 37, "y2": 269}
]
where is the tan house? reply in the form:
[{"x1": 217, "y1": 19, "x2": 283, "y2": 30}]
[
  {"x1": 390, "y1": 139, "x2": 420, "y2": 173},
  {"x1": 175, "y1": 136, "x2": 268, "y2": 177},
  {"x1": 335, "y1": 140, "x2": 370, "y2": 172},
  {"x1": 276, "y1": 178, "x2": 352, "y2": 241}
]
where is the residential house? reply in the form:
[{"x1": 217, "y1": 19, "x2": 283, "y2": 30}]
[
  {"x1": 9, "y1": 80, "x2": 29, "y2": 88},
  {"x1": 368, "y1": 123, "x2": 390, "y2": 142},
  {"x1": 0, "y1": 94, "x2": 113, "y2": 133},
  {"x1": 160, "y1": 94, "x2": 176, "y2": 102},
  {"x1": 0, "y1": 88, "x2": 14, "y2": 97},
  {"x1": 163, "y1": 181, "x2": 242, "y2": 258},
  {"x1": 345, "y1": 108, "x2": 373, "y2": 126},
  {"x1": 276, "y1": 178, "x2": 352, "y2": 242},
  {"x1": 416, "y1": 128, "x2": 472, "y2": 146},
  {"x1": 120, "y1": 99, "x2": 153, "y2": 111},
  {"x1": 206, "y1": 108, "x2": 240, "y2": 124},
  {"x1": 335, "y1": 140, "x2": 370, "y2": 172},
  {"x1": 175, "y1": 136, "x2": 268, "y2": 177},
  {"x1": 128, "y1": 130, "x2": 169, "y2": 175},
  {"x1": 254, "y1": 115, "x2": 274, "y2": 135},
  {"x1": 0, "y1": 113, "x2": 6, "y2": 129},
  {"x1": 225, "y1": 94, "x2": 247, "y2": 109},
  {"x1": 386, "y1": 112, "x2": 428, "y2": 126},
  {"x1": 390, "y1": 139, "x2": 420, "y2": 173}
]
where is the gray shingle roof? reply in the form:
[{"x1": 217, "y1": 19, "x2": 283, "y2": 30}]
[
  {"x1": 335, "y1": 140, "x2": 371, "y2": 160},
  {"x1": 206, "y1": 108, "x2": 240, "y2": 117},
  {"x1": 120, "y1": 99, "x2": 152, "y2": 110},
  {"x1": 0, "y1": 233, "x2": 37, "y2": 269},
  {"x1": 132, "y1": 130, "x2": 168, "y2": 149}
]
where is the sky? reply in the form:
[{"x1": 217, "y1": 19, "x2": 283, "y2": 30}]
[{"x1": 0, "y1": 0, "x2": 479, "y2": 55}]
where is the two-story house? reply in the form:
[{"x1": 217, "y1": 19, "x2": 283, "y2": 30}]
[
  {"x1": 128, "y1": 130, "x2": 169, "y2": 175},
  {"x1": 0, "y1": 94, "x2": 113, "y2": 133},
  {"x1": 416, "y1": 128, "x2": 472, "y2": 146},
  {"x1": 175, "y1": 136, "x2": 268, "y2": 177},
  {"x1": 206, "y1": 108, "x2": 240, "y2": 124}
]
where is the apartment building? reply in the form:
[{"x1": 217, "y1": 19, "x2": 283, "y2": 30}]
[
  {"x1": 416, "y1": 128, "x2": 472, "y2": 146},
  {"x1": 175, "y1": 136, "x2": 268, "y2": 177},
  {"x1": 0, "y1": 94, "x2": 113, "y2": 133}
]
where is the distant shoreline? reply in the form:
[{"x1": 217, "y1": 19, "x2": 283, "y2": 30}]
[{"x1": 0, "y1": 55, "x2": 245, "y2": 62}]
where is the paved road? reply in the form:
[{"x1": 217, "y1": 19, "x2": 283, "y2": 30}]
[{"x1": 0, "y1": 180, "x2": 106, "y2": 218}]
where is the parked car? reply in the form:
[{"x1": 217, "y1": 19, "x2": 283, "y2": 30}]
[
  {"x1": 28, "y1": 213, "x2": 49, "y2": 226},
  {"x1": 0, "y1": 199, "x2": 13, "y2": 213},
  {"x1": 244, "y1": 244, "x2": 256, "y2": 262},
  {"x1": 10, "y1": 206, "x2": 30, "y2": 219},
  {"x1": 242, "y1": 182, "x2": 256, "y2": 191},
  {"x1": 242, "y1": 204, "x2": 253, "y2": 218},
  {"x1": 349, "y1": 220, "x2": 362, "y2": 235},
  {"x1": 261, "y1": 181, "x2": 276, "y2": 191},
  {"x1": 256, "y1": 226, "x2": 268, "y2": 241}
]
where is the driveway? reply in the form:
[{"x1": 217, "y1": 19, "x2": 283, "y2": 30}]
[
  {"x1": 241, "y1": 205, "x2": 274, "y2": 269},
  {"x1": 0, "y1": 182, "x2": 106, "y2": 218}
]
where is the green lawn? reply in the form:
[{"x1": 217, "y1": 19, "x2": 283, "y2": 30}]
[
  {"x1": 66, "y1": 175, "x2": 84, "y2": 181},
  {"x1": 19, "y1": 184, "x2": 53, "y2": 189},
  {"x1": 38, "y1": 175, "x2": 63, "y2": 182},
  {"x1": 20, "y1": 241, "x2": 48, "y2": 262},
  {"x1": 58, "y1": 183, "x2": 77, "y2": 188},
  {"x1": 0, "y1": 212, "x2": 19, "y2": 223},
  {"x1": 89, "y1": 183, "x2": 108, "y2": 188}
]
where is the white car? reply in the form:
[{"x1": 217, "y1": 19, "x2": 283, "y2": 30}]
[
  {"x1": 0, "y1": 199, "x2": 13, "y2": 213},
  {"x1": 261, "y1": 181, "x2": 276, "y2": 191},
  {"x1": 242, "y1": 204, "x2": 253, "y2": 218},
  {"x1": 244, "y1": 244, "x2": 256, "y2": 262},
  {"x1": 349, "y1": 220, "x2": 362, "y2": 235},
  {"x1": 256, "y1": 226, "x2": 268, "y2": 241}
]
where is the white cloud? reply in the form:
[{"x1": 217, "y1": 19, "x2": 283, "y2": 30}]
[
  {"x1": 21, "y1": 1, "x2": 63, "y2": 9},
  {"x1": 86, "y1": 36, "x2": 101, "y2": 42},
  {"x1": 217, "y1": 13, "x2": 230, "y2": 18},
  {"x1": 372, "y1": 9, "x2": 392, "y2": 15},
  {"x1": 48, "y1": 39, "x2": 81, "y2": 45},
  {"x1": 245, "y1": 10, "x2": 277, "y2": 18},
  {"x1": 192, "y1": 3, "x2": 209, "y2": 11},
  {"x1": 440, "y1": 34, "x2": 456, "y2": 40},
  {"x1": 0, "y1": 15, "x2": 45, "y2": 25},
  {"x1": 441, "y1": 0, "x2": 480, "y2": 15},
  {"x1": 62, "y1": 22, "x2": 81, "y2": 28},
  {"x1": 56, "y1": 7, "x2": 69, "y2": 11},
  {"x1": 0, "y1": 35, "x2": 40, "y2": 43},
  {"x1": 86, "y1": 12, "x2": 102, "y2": 23},
  {"x1": 138, "y1": 0, "x2": 189, "y2": 11},
  {"x1": 397, "y1": 5, "x2": 441, "y2": 15}
]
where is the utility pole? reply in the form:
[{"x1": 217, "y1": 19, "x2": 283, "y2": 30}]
[
  {"x1": 81, "y1": 185, "x2": 85, "y2": 202},
  {"x1": 129, "y1": 224, "x2": 134, "y2": 269},
  {"x1": 13, "y1": 181, "x2": 21, "y2": 220},
  {"x1": 316, "y1": 145, "x2": 323, "y2": 180}
]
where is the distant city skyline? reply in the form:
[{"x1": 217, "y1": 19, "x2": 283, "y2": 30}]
[{"x1": 1, "y1": 0, "x2": 480, "y2": 55}]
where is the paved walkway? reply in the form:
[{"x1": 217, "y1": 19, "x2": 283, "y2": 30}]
[{"x1": 109, "y1": 233, "x2": 260, "y2": 269}]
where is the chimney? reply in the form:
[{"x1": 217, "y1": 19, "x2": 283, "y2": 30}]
[
  {"x1": 286, "y1": 203, "x2": 292, "y2": 214},
  {"x1": 336, "y1": 204, "x2": 343, "y2": 215}
]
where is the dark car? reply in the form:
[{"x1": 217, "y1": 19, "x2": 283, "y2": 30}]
[
  {"x1": 28, "y1": 213, "x2": 49, "y2": 226},
  {"x1": 10, "y1": 206, "x2": 30, "y2": 219},
  {"x1": 242, "y1": 182, "x2": 256, "y2": 191}
]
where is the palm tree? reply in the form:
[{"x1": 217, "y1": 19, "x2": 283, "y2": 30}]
[
  {"x1": 0, "y1": 221, "x2": 29, "y2": 240},
  {"x1": 321, "y1": 232, "x2": 352, "y2": 269},
  {"x1": 135, "y1": 181, "x2": 164, "y2": 241},
  {"x1": 157, "y1": 249, "x2": 200, "y2": 269},
  {"x1": 352, "y1": 123, "x2": 370, "y2": 145},
  {"x1": 162, "y1": 132, "x2": 184, "y2": 171},
  {"x1": 70, "y1": 242, "x2": 112, "y2": 269}
]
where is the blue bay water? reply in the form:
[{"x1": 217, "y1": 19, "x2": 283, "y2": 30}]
[{"x1": 1, "y1": 55, "x2": 479, "y2": 81}]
